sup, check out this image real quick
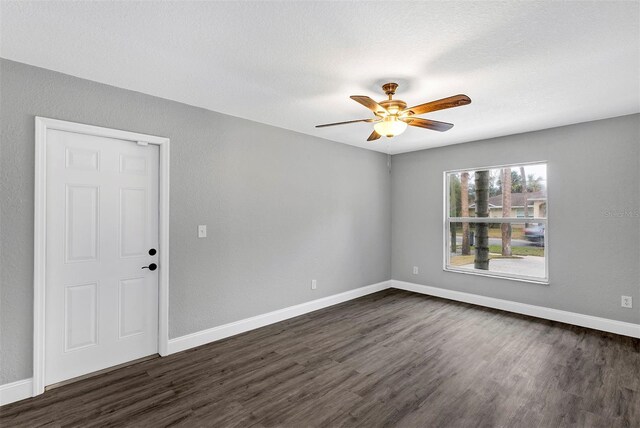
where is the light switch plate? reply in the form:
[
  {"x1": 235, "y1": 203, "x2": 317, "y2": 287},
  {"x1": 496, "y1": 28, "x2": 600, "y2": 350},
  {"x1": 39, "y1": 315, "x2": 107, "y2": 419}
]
[{"x1": 198, "y1": 225, "x2": 207, "y2": 238}]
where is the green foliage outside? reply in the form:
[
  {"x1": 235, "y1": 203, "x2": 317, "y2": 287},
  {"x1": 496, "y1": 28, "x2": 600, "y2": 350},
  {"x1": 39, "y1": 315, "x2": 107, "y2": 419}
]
[
  {"x1": 450, "y1": 169, "x2": 545, "y2": 201},
  {"x1": 450, "y1": 245, "x2": 544, "y2": 267}
]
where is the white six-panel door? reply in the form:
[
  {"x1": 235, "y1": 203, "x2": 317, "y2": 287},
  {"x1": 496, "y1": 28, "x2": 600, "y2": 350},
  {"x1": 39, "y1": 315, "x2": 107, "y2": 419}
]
[{"x1": 44, "y1": 129, "x2": 159, "y2": 386}]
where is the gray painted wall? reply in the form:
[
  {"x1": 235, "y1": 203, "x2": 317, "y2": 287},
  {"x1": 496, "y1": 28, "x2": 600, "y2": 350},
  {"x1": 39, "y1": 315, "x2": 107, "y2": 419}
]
[
  {"x1": 1, "y1": 58, "x2": 638, "y2": 387},
  {"x1": 392, "y1": 114, "x2": 640, "y2": 325},
  {"x1": 0, "y1": 59, "x2": 392, "y2": 384}
]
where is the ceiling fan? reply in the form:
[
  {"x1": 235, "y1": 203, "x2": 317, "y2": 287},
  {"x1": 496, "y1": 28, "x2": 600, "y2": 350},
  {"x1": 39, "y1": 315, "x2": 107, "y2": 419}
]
[{"x1": 316, "y1": 83, "x2": 471, "y2": 141}]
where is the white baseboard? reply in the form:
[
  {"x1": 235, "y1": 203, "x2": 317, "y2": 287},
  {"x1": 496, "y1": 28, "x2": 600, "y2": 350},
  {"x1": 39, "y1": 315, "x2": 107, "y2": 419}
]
[
  {"x1": 0, "y1": 378, "x2": 33, "y2": 406},
  {"x1": 167, "y1": 280, "x2": 392, "y2": 354},
  {"x1": 391, "y1": 280, "x2": 640, "y2": 339}
]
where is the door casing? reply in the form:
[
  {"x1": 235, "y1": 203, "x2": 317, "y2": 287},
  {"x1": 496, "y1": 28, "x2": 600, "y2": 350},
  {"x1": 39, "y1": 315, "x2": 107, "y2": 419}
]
[{"x1": 33, "y1": 117, "x2": 170, "y2": 396}]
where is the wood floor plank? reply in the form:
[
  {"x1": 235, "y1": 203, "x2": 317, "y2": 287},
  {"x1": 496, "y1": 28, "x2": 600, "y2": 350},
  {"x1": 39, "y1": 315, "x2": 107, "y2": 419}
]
[{"x1": 1, "y1": 289, "x2": 638, "y2": 427}]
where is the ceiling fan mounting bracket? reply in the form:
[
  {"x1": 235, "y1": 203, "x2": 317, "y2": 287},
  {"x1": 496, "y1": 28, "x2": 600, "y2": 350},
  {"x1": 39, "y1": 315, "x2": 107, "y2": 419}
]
[{"x1": 382, "y1": 82, "x2": 399, "y2": 98}]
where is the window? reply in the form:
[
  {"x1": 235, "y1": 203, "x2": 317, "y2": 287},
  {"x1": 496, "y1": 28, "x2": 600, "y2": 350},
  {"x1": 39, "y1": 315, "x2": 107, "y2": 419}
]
[{"x1": 444, "y1": 162, "x2": 548, "y2": 283}]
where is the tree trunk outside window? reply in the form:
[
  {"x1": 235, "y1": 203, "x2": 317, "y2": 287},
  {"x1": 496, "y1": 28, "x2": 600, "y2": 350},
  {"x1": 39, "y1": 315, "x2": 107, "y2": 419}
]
[
  {"x1": 501, "y1": 168, "x2": 512, "y2": 256},
  {"x1": 461, "y1": 172, "x2": 470, "y2": 255},
  {"x1": 450, "y1": 175, "x2": 457, "y2": 253},
  {"x1": 520, "y1": 166, "x2": 528, "y2": 228},
  {"x1": 474, "y1": 171, "x2": 490, "y2": 270}
]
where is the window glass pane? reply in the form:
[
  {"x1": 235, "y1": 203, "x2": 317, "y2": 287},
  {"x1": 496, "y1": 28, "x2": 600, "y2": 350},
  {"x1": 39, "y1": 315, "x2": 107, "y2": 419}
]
[
  {"x1": 447, "y1": 221, "x2": 546, "y2": 280},
  {"x1": 448, "y1": 164, "x2": 547, "y2": 219}
]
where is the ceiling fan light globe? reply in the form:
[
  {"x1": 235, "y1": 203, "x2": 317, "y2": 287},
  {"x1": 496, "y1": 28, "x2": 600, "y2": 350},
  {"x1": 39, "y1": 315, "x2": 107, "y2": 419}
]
[{"x1": 373, "y1": 117, "x2": 407, "y2": 138}]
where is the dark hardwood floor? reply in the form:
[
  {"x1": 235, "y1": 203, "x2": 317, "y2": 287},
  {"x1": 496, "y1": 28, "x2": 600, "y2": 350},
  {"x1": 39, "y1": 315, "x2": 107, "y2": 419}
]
[{"x1": 1, "y1": 289, "x2": 638, "y2": 427}]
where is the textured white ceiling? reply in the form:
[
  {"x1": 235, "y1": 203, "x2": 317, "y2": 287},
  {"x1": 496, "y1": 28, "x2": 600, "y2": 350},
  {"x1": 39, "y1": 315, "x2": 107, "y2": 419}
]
[{"x1": 1, "y1": 1, "x2": 638, "y2": 154}]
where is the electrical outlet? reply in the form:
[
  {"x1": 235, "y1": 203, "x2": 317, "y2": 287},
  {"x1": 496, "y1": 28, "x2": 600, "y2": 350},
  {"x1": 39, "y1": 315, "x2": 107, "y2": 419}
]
[
  {"x1": 413, "y1": 266, "x2": 419, "y2": 275},
  {"x1": 198, "y1": 225, "x2": 207, "y2": 238},
  {"x1": 311, "y1": 279, "x2": 317, "y2": 290},
  {"x1": 621, "y1": 296, "x2": 632, "y2": 308}
]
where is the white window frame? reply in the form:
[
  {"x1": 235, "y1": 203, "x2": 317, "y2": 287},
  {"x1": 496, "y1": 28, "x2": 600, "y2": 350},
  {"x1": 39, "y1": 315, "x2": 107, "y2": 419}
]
[{"x1": 443, "y1": 161, "x2": 549, "y2": 284}]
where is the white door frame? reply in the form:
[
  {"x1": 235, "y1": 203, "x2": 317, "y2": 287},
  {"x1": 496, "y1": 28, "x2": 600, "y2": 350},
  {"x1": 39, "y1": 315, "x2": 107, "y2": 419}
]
[{"x1": 33, "y1": 117, "x2": 170, "y2": 396}]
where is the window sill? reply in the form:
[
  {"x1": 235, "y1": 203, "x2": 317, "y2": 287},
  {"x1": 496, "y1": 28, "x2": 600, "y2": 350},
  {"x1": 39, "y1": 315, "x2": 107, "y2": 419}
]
[{"x1": 443, "y1": 266, "x2": 549, "y2": 285}]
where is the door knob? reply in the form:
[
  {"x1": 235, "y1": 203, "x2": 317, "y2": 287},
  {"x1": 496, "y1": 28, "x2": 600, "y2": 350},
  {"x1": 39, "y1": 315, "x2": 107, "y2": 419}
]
[
  {"x1": 148, "y1": 248, "x2": 157, "y2": 256},
  {"x1": 142, "y1": 263, "x2": 158, "y2": 271}
]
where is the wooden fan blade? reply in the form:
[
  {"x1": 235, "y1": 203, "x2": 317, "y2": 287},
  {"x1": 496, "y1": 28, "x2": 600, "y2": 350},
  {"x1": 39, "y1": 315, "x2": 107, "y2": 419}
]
[
  {"x1": 403, "y1": 94, "x2": 471, "y2": 116},
  {"x1": 316, "y1": 118, "x2": 376, "y2": 128},
  {"x1": 350, "y1": 96, "x2": 389, "y2": 115},
  {"x1": 367, "y1": 130, "x2": 382, "y2": 141},
  {"x1": 402, "y1": 117, "x2": 454, "y2": 132}
]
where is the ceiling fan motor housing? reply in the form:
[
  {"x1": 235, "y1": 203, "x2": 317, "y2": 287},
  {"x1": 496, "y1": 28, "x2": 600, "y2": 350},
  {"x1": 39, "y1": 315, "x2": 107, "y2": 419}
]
[{"x1": 379, "y1": 99, "x2": 407, "y2": 115}]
